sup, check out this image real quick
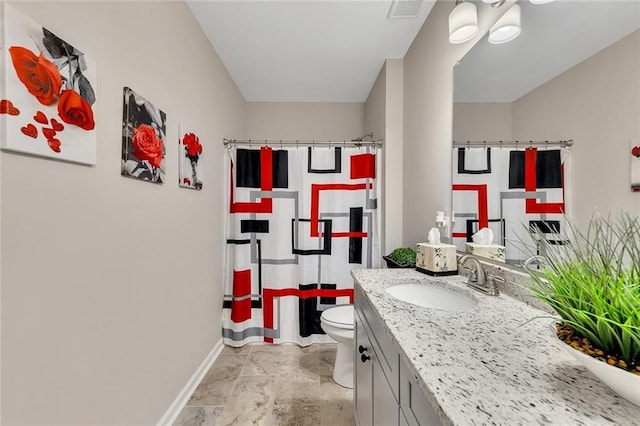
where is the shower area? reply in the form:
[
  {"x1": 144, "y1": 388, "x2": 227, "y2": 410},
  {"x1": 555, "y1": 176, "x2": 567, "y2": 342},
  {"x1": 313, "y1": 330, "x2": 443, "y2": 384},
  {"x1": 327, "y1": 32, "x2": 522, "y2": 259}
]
[{"x1": 221, "y1": 136, "x2": 382, "y2": 347}]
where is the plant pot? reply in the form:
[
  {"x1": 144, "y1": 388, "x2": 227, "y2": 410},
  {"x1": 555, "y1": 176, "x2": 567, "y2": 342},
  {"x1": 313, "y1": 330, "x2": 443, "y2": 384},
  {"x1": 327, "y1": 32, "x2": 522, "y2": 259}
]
[
  {"x1": 551, "y1": 323, "x2": 640, "y2": 406},
  {"x1": 383, "y1": 255, "x2": 415, "y2": 269}
]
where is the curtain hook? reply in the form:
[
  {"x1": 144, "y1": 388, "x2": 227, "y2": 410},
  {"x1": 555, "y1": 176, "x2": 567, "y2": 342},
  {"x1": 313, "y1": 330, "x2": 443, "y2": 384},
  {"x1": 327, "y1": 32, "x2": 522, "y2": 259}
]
[
  {"x1": 499, "y1": 141, "x2": 503, "y2": 150},
  {"x1": 483, "y1": 141, "x2": 486, "y2": 151},
  {"x1": 280, "y1": 139, "x2": 283, "y2": 150},
  {"x1": 296, "y1": 140, "x2": 299, "y2": 149},
  {"x1": 466, "y1": 141, "x2": 470, "y2": 150}
]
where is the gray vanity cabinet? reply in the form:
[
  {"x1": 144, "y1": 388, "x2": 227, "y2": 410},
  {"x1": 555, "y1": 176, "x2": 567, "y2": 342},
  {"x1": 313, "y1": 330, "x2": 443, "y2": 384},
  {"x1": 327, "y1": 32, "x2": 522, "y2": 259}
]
[
  {"x1": 399, "y1": 361, "x2": 440, "y2": 426},
  {"x1": 354, "y1": 284, "x2": 442, "y2": 426},
  {"x1": 354, "y1": 309, "x2": 374, "y2": 426},
  {"x1": 354, "y1": 287, "x2": 399, "y2": 426}
]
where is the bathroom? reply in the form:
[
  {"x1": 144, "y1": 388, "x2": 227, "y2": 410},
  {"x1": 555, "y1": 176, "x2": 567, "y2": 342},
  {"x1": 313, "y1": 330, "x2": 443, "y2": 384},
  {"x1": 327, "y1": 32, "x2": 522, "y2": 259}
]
[{"x1": 1, "y1": 0, "x2": 639, "y2": 425}]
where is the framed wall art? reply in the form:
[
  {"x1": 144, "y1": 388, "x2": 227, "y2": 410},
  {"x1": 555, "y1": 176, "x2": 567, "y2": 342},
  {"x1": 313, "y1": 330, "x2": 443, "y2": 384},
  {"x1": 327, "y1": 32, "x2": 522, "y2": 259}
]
[
  {"x1": 178, "y1": 124, "x2": 203, "y2": 190},
  {"x1": 631, "y1": 139, "x2": 640, "y2": 192},
  {"x1": 0, "y1": 3, "x2": 97, "y2": 165},
  {"x1": 121, "y1": 86, "x2": 166, "y2": 184}
]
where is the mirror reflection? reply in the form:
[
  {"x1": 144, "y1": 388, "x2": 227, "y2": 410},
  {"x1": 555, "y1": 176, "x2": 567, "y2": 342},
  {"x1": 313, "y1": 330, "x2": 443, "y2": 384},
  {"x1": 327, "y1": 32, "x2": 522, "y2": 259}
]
[{"x1": 451, "y1": 0, "x2": 640, "y2": 265}]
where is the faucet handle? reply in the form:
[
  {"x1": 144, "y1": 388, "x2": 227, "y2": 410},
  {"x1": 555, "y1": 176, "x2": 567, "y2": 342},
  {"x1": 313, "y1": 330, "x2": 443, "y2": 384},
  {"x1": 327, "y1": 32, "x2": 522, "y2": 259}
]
[
  {"x1": 484, "y1": 274, "x2": 502, "y2": 296},
  {"x1": 487, "y1": 274, "x2": 505, "y2": 284}
]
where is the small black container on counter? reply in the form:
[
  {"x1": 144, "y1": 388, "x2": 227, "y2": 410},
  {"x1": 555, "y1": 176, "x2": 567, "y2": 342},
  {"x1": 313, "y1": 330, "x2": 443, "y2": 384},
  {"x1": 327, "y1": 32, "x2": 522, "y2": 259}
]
[{"x1": 383, "y1": 255, "x2": 415, "y2": 269}]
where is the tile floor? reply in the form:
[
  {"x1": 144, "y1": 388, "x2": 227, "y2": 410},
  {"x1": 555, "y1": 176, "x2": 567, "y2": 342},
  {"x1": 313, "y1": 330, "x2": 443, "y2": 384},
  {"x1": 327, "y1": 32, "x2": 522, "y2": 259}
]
[{"x1": 173, "y1": 343, "x2": 355, "y2": 426}]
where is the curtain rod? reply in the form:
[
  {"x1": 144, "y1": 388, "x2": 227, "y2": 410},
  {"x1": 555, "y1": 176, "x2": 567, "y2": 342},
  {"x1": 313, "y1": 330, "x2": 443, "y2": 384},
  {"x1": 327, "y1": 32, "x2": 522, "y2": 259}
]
[
  {"x1": 452, "y1": 139, "x2": 573, "y2": 149},
  {"x1": 223, "y1": 138, "x2": 383, "y2": 148}
]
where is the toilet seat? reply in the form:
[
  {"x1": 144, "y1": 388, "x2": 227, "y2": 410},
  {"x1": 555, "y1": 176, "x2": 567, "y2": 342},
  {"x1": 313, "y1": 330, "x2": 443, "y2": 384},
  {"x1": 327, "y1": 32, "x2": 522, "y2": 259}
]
[{"x1": 321, "y1": 305, "x2": 354, "y2": 329}]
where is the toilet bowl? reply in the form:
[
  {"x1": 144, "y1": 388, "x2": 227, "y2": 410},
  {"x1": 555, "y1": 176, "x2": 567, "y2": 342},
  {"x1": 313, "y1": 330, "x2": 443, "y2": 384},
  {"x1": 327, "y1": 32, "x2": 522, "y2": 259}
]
[{"x1": 320, "y1": 304, "x2": 354, "y2": 388}]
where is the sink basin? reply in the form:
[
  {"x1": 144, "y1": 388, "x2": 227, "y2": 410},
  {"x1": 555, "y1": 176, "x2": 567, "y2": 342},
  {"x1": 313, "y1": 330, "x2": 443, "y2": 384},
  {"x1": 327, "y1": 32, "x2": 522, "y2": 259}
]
[{"x1": 385, "y1": 283, "x2": 477, "y2": 311}]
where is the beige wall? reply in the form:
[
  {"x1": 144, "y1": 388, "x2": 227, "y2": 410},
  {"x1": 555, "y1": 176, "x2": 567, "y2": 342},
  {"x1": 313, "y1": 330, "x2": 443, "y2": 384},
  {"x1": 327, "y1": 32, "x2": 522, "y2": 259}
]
[
  {"x1": 1, "y1": 1, "x2": 245, "y2": 424},
  {"x1": 246, "y1": 102, "x2": 364, "y2": 140},
  {"x1": 402, "y1": 0, "x2": 513, "y2": 247},
  {"x1": 365, "y1": 63, "x2": 387, "y2": 253},
  {"x1": 453, "y1": 103, "x2": 512, "y2": 142},
  {"x1": 365, "y1": 59, "x2": 404, "y2": 255},
  {"x1": 512, "y1": 30, "x2": 640, "y2": 224}
]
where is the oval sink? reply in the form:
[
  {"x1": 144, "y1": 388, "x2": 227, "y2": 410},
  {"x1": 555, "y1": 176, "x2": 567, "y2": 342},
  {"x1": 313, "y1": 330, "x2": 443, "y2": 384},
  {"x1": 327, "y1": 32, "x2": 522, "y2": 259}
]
[{"x1": 385, "y1": 283, "x2": 477, "y2": 311}]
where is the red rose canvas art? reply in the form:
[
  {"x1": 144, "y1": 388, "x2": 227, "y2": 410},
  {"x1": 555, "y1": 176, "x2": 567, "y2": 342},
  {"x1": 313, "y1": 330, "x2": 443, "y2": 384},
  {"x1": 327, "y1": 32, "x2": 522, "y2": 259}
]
[
  {"x1": 0, "y1": 3, "x2": 97, "y2": 164},
  {"x1": 121, "y1": 87, "x2": 166, "y2": 183},
  {"x1": 178, "y1": 125, "x2": 203, "y2": 190},
  {"x1": 631, "y1": 139, "x2": 640, "y2": 192}
]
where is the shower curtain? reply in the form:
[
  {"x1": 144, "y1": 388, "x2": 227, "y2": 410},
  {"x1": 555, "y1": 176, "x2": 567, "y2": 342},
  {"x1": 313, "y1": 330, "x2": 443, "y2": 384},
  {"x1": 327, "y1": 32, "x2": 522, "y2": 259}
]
[
  {"x1": 452, "y1": 146, "x2": 570, "y2": 263},
  {"x1": 222, "y1": 145, "x2": 380, "y2": 346}
]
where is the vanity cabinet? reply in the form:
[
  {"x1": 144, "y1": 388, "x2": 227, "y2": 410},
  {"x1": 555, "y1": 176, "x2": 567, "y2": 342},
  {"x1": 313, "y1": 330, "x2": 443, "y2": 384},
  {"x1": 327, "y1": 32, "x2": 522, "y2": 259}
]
[
  {"x1": 354, "y1": 309, "x2": 374, "y2": 426},
  {"x1": 355, "y1": 285, "x2": 399, "y2": 426},
  {"x1": 354, "y1": 284, "x2": 441, "y2": 426},
  {"x1": 399, "y1": 360, "x2": 440, "y2": 426},
  {"x1": 355, "y1": 305, "x2": 399, "y2": 424}
]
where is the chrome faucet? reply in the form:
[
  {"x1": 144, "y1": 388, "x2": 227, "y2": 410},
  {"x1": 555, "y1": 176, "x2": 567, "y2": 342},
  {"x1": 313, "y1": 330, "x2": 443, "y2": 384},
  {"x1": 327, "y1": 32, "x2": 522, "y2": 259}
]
[
  {"x1": 458, "y1": 254, "x2": 500, "y2": 296},
  {"x1": 523, "y1": 255, "x2": 546, "y2": 271}
]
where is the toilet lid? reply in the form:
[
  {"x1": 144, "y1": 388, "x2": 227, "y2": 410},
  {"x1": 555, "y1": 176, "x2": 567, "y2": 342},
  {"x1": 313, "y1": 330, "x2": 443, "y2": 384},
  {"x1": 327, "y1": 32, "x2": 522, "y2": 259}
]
[{"x1": 321, "y1": 305, "x2": 354, "y2": 329}]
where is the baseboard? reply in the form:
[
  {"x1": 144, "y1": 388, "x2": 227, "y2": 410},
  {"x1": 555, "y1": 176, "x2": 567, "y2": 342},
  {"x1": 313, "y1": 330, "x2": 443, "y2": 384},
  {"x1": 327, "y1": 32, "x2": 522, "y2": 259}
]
[{"x1": 156, "y1": 338, "x2": 224, "y2": 426}]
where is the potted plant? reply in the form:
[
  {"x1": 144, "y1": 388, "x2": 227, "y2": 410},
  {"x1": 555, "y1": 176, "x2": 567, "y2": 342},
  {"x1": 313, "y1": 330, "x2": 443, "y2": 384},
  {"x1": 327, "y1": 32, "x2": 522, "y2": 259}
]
[
  {"x1": 383, "y1": 247, "x2": 417, "y2": 269},
  {"x1": 525, "y1": 212, "x2": 640, "y2": 406}
]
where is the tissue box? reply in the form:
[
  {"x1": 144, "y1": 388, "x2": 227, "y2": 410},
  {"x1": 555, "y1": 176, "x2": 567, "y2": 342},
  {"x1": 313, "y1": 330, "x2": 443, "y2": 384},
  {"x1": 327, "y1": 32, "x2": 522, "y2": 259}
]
[
  {"x1": 416, "y1": 243, "x2": 458, "y2": 276},
  {"x1": 465, "y1": 243, "x2": 506, "y2": 263}
]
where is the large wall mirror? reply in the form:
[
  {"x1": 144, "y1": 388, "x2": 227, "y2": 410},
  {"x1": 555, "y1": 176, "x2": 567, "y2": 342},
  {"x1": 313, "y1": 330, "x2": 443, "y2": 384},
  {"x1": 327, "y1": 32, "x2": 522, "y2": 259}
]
[{"x1": 451, "y1": 1, "x2": 640, "y2": 265}]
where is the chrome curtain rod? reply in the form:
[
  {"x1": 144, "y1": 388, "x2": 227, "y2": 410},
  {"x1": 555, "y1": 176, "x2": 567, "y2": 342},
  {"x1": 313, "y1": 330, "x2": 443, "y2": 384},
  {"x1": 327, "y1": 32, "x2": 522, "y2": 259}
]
[
  {"x1": 452, "y1": 139, "x2": 573, "y2": 149},
  {"x1": 223, "y1": 138, "x2": 383, "y2": 148}
]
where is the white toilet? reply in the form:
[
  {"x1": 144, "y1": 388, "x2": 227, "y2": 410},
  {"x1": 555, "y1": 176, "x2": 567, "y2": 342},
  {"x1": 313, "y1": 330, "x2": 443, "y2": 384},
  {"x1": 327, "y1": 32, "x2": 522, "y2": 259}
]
[{"x1": 320, "y1": 304, "x2": 355, "y2": 388}]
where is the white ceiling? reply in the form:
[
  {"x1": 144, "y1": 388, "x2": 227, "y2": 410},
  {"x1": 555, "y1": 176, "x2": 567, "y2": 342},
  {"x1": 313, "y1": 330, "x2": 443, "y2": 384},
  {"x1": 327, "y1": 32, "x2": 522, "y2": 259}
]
[
  {"x1": 188, "y1": 1, "x2": 640, "y2": 104},
  {"x1": 187, "y1": 0, "x2": 435, "y2": 102},
  {"x1": 454, "y1": 1, "x2": 640, "y2": 103}
]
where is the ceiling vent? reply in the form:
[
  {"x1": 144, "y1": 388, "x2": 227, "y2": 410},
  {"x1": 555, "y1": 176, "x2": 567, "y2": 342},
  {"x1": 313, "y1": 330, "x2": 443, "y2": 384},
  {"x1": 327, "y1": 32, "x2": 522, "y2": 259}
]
[{"x1": 387, "y1": 0, "x2": 424, "y2": 19}]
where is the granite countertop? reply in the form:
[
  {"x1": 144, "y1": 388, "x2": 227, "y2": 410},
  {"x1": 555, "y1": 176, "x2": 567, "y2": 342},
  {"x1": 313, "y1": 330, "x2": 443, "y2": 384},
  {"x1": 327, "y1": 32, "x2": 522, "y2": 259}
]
[{"x1": 351, "y1": 268, "x2": 640, "y2": 426}]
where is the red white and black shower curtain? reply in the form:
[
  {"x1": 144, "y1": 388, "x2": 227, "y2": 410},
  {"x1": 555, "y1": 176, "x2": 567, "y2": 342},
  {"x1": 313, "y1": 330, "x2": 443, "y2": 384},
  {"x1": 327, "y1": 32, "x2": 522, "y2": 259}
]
[
  {"x1": 452, "y1": 147, "x2": 570, "y2": 263},
  {"x1": 223, "y1": 145, "x2": 380, "y2": 346}
]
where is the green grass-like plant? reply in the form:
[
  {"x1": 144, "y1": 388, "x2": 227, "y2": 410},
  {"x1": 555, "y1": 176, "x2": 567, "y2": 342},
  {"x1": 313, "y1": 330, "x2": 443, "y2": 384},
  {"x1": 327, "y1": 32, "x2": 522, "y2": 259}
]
[{"x1": 526, "y1": 212, "x2": 640, "y2": 365}]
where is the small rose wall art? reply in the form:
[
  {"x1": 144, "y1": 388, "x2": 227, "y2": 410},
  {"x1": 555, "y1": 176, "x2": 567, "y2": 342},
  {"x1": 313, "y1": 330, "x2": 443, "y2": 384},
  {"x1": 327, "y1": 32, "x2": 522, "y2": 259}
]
[
  {"x1": 178, "y1": 124, "x2": 203, "y2": 190},
  {"x1": 630, "y1": 139, "x2": 640, "y2": 192},
  {"x1": 0, "y1": 3, "x2": 97, "y2": 164},
  {"x1": 121, "y1": 87, "x2": 166, "y2": 184}
]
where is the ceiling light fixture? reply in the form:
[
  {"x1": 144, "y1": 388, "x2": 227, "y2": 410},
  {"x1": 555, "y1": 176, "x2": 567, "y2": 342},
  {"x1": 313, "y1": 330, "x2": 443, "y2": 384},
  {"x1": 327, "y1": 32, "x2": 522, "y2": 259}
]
[
  {"x1": 482, "y1": 0, "x2": 507, "y2": 8},
  {"x1": 488, "y1": 3, "x2": 521, "y2": 44},
  {"x1": 449, "y1": 0, "x2": 479, "y2": 44},
  {"x1": 529, "y1": 0, "x2": 554, "y2": 4}
]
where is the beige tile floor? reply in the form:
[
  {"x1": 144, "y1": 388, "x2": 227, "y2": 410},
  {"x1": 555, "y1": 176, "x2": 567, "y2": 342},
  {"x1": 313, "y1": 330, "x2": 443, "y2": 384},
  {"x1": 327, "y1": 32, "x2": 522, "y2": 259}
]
[{"x1": 173, "y1": 343, "x2": 355, "y2": 426}]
